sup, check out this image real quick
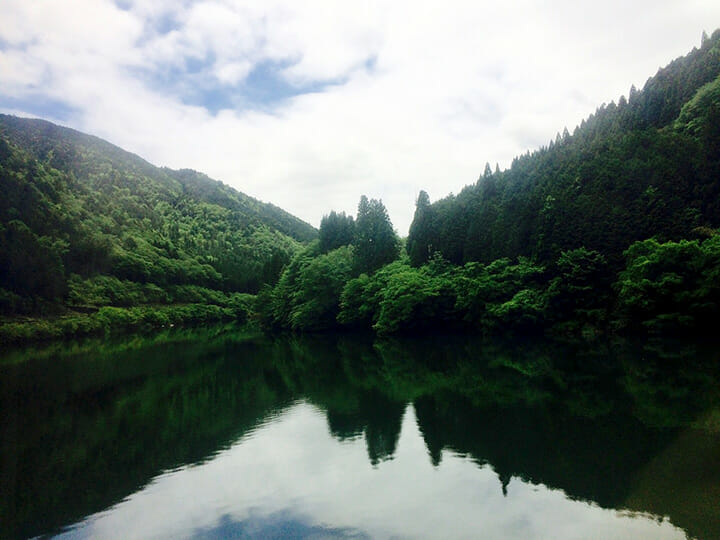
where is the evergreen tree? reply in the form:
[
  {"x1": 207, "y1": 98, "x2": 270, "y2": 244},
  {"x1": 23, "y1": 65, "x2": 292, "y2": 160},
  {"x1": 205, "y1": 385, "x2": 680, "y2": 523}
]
[
  {"x1": 483, "y1": 162, "x2": 493, "y2": 178},
  {"x1": 407, "y1": 190, "x2": 434, "y2": 266},
  {"x1": 319, "y1": 210, "x2": 355, "y2": 253},
  {"x1": 353, "y1": 195, "x2": 400, "y2": 273}
]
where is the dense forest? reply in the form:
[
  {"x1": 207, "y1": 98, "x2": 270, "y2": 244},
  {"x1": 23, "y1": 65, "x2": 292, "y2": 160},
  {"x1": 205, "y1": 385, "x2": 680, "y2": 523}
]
[
  {"x1": 408, "y1": 30, "x2": 720, "y2": 267},
  {"x1": 0, "y1": 115, "x2": 316, "y2": 340},
  {"x1": 259, "y1": 30, "x2": 720, "y2": 338},
  {"x1": 2, "y1": 31, "x2": 720, "y2": 342}
]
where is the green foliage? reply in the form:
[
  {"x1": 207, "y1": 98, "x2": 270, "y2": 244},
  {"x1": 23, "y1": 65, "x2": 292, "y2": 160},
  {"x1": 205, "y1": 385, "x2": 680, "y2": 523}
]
[
  {"x1": 486, "y1": 288, "x2": 548, "y2": 330},
  {"x1": 319, "y1": 210, "x2": 355, "y2": 253},
  {"x1": 258, "y1": 244, "x2": 355, "y2": 331},
  {"x1": 0, "y1": 287, "x2": 25, "y2": 315},
  {"x1": 372, "y1": 265, "x2": 456, "y2": 335},
  {"x1": 353, "y1": 195, "x2": 400, "y2": 274},
  {"x1": 407, "y1": 190, "x2": 434, "y2": 266},
  {"x1": 676, "y1": 74, "x2": 720, "y2": 137},
  {"x1": 0, "y1": 303, "x2": 245, "y2": 344},
  {"x1": 407, "y1": 32, "x2": 720, "y2": 268},
  {"x1": 288, "y1": 246, "x2": 355, "y2": 331},
  {"x1": 338, "y1": 254, "x2": 550, "y2": 335},
  {"x1": 546, "y1": 248, "x2": 612, "y2": 333},
  {"x1": 67, "y1": 274, "x2": 167, "y2": 307},
  {"x1": 338, "y1": 260, "x2": 408, "y2": 328},
  {"x1": 614, "y1": 235, "x2": 720, "y2": 333},
  {"x1": 0, "y1": 220, "x2": 68, "y2": 303},
  {"x1": 454, "y1": 257, "x2": 550, "y2": 332},
  {"x1": 0, "y1": 114, "x2": 315, "y2": 320},
  {"x1": 262, "y1": 196, "x2": 407, "y2": 333}
]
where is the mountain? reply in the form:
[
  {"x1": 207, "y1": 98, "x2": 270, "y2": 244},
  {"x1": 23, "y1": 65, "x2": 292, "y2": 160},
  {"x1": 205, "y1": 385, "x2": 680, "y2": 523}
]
[
  {"x1": 257, "y1": 30, "x2": 720, "y2": 337},
  {"x1": 0, "y1": 115, "x2": 317, "y2": 315},
  {"x1": 407, "y1": 29, "x2": 720, "y2": 268}
]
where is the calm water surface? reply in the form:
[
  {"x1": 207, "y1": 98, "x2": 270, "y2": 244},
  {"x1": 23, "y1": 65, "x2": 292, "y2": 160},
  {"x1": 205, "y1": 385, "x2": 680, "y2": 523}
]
[{"x1": 1, "y1": 328, "x2": 719, "y2": 539}]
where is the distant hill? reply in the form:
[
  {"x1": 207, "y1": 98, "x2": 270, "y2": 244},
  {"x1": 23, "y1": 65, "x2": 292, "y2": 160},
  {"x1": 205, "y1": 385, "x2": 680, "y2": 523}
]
[
  {"x1": 407, "y1": 29, "x2": 720, "y2": 268},
  {"x1": 0, "y1": 115, "x2": 317, "y2": 314}
]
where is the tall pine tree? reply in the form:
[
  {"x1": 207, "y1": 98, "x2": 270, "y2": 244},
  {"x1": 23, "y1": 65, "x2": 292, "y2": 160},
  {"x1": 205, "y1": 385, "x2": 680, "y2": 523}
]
[
  {"x1": 319, "y1": 210, "x2": 355, "y2": 253},
  {"x1": 353, "y1": 195, "x2": 400, "y2": 273},
  {"x1": 407, "y1": 190, "x2": 434, "y2": 266}
]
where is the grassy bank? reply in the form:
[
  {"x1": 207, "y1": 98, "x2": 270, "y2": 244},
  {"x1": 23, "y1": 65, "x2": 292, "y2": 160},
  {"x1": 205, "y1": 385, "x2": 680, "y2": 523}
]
[{"x1": 0, "y1": 302, "x2": 251, "y2": 345}]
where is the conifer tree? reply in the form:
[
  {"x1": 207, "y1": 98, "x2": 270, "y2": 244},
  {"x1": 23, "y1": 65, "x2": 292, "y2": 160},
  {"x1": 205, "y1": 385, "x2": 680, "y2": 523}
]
[
  {"x1": 483, "y1": 162, "x2": 493, "y2": 178},
  {"x1": 353, "y1": 195, "x2": 399, "y2": 273},
  {"x1": 319, "y1": 210, "x2": 355, "y2": 253},
  {"x1": 407, "y1": 190, "x2": 433, "y2": 266}
]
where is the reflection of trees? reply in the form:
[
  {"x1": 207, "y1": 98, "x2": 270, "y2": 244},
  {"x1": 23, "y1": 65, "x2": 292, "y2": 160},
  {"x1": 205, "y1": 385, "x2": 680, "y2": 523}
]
[
  {"x1": 413, "y1": 396, "x2": 444, "y2": 467},
  {"x1": 0, "y1": 330, "x2": 294, "y2": 539},
  {"x1": 329, "y1": 333, "x2": 720, "y2": 539},
  {"x1": 273, "y1": 334, "x2": 407, "y2": 465},
  {"x1": 413, "y1": 392, "x2": 671, "y2": 505},
  {"x1": 407, "y1": 337, "x2": 720, "y2": 540},
  {"x1": 3, "y1": 329, "x2": 719, "y2": 540},
  {"x1": 362, "y1": 393, "x2": 405, "y2": 465},
  {"x1": 326, "y1": 410, "x2": 363, "y2": 441},
  {"x1": 619, "y1": 339, "x2": 720, "y2": 429},
  {"x1": 325, "y1": 392, "x2": 405, "y2": 465}
]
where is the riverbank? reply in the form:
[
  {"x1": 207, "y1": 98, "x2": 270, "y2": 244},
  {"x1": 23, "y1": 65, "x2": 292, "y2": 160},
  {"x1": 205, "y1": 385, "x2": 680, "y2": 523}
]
[{"x1": 0, "y1": 302, "x2": 250, "y2": 345}]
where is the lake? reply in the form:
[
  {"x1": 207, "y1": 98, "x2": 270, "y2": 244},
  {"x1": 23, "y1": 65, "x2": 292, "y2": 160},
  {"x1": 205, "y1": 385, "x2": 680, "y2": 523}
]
[{"x1": 1, "y1": 327, "x2": 719, "y2": 539}]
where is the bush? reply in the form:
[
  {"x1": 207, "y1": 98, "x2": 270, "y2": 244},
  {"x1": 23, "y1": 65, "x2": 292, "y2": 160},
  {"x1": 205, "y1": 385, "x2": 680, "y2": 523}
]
[{"x1": 614, "y1": 236, "x2": 720, "y2": 333}]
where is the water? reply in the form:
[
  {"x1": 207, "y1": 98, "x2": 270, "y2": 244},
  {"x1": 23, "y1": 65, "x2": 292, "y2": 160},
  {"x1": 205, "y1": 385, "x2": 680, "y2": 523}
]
[{"x1": 1, "y1": 328, "x2": 719, "y2": 539}]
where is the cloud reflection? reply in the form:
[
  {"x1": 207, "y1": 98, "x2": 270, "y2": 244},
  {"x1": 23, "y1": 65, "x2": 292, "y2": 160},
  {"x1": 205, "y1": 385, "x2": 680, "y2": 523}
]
[{"x1": 56, "y1": 402, "x2": 686, "y2": 540}]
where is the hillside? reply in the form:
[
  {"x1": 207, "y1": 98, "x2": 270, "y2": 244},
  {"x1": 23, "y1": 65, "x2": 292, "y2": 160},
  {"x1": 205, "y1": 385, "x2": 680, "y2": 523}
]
[
  {"x1": 0, "y1": 115, "x2": 316, "y2": 318},
  {"x1": 407, "y1": 29, "x2": 720, "y2": 268},
  {"x1": 258, "y1": 30, "x2": 720, "y2": 337}
]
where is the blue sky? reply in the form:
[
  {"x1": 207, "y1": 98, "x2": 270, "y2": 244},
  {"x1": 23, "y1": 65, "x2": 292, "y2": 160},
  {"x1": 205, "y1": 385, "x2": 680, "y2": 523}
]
[{"x1": 1, "y1": 0, "x2": 719, "y2": 233}]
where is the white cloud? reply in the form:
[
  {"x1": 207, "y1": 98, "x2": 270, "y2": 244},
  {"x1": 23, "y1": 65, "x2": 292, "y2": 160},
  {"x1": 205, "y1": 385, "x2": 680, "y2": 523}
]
[
  {"x1": 1, "y1": 0, "x2": 720, "y2": 233},
  {"x1": 214, "y1": 60, "x2": 252, "y2": 85},
  {"x1": 0, "y1": 50, "x2": 46, "y2": 95}
]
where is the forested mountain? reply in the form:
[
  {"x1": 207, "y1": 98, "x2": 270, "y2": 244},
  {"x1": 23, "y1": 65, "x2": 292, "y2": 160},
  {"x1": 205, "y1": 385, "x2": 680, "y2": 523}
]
[
  {"x1": 0, "y1": 114, "x2": 316, "y2": 318},
  {"x1": 260, "y1": 30, "x2": 720, "y2": 338},
  {"x1": 407, "y1": 29, "x2": 720, "y2": 268},
  {"x1": 3, "y1": 31, "x2": 720, "y2": 341}
]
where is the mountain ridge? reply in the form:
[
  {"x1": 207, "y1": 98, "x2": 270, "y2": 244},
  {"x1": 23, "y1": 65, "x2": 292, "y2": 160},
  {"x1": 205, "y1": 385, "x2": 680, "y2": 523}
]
[
  {"x1": 407, "y1": 29, "x2": 720, "y2": 267},
  {"x1": 0, "y1": 113, "x2": 317, "y2": 242},
  {"x1": 0, "y1": 113, "x2": 317, "y2": 319}
]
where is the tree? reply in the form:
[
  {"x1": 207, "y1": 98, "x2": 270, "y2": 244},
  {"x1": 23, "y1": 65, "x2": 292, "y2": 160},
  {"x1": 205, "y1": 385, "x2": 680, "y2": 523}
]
[
  {"x1": 614, "y1": 237, "x2": 720, "y2": 333},
  {"x1": 546, "y1": 247, "x2": 611, "y2": 332},
  {"x1": 407, "y1": 190, "x2": 434, "y2": 266},
  {"x1": 0, "y1": 220, "x2": 68, "y2": 302},
  {"x1": 288, "y1": 246, "x2": 355, "y2": 331},
  {"x1": 353, "y1": 196, "x2": 400, "y2": 273},
  {"x1": 483, "y1": 162, "x2": 493, "y2": 178},
  {"x1": 319, "y1": 211, "x2": 355, "y2": 253}
]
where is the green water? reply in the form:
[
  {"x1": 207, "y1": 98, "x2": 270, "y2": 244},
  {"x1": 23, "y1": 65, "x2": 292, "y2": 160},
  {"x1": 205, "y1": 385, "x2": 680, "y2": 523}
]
[{"x1": 1, "y1": 328, "x2": 719, "y2": 539}]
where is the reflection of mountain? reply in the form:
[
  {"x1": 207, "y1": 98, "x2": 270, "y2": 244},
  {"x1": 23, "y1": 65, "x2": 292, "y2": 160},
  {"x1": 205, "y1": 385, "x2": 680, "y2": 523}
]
[
  {"x1": 414, "y1": 393, "x2": 670, "y2": 505},
  {"x1": 407, "y1": 341, "x2": 720, "y2": 540},
  {"x1": 2, "y1": 330, "x2": 719, "y2": 540},
  {"x1": 624, "y1": 424, "x2": 720, "y2": 540},
  {"x1": 0, "y1": 331, "x2": 294, "y2": 539}
]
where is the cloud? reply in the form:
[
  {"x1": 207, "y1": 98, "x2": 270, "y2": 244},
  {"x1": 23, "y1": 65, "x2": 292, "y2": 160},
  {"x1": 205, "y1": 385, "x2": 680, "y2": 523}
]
[{"x1": 1, "y1": 0, "x2": 719, "y2": 234}]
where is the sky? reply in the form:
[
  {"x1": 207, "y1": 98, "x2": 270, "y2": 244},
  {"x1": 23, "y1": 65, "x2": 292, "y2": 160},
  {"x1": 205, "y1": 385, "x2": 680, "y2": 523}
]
[{"x1": 1, "y1": 1, "x2": 719, "y2": 235}]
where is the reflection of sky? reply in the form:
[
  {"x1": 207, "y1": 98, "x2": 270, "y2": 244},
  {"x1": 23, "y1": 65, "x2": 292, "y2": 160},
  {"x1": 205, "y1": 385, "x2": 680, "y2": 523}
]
[{"x1": 56, "y1": 402, "x2": 686, "y2": 540}]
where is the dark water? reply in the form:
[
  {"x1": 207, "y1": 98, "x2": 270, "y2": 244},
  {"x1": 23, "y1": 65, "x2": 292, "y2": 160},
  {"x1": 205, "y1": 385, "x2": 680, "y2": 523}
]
[{"x1": 1, "y1": 327, "x2": 719, "y2": 539}]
